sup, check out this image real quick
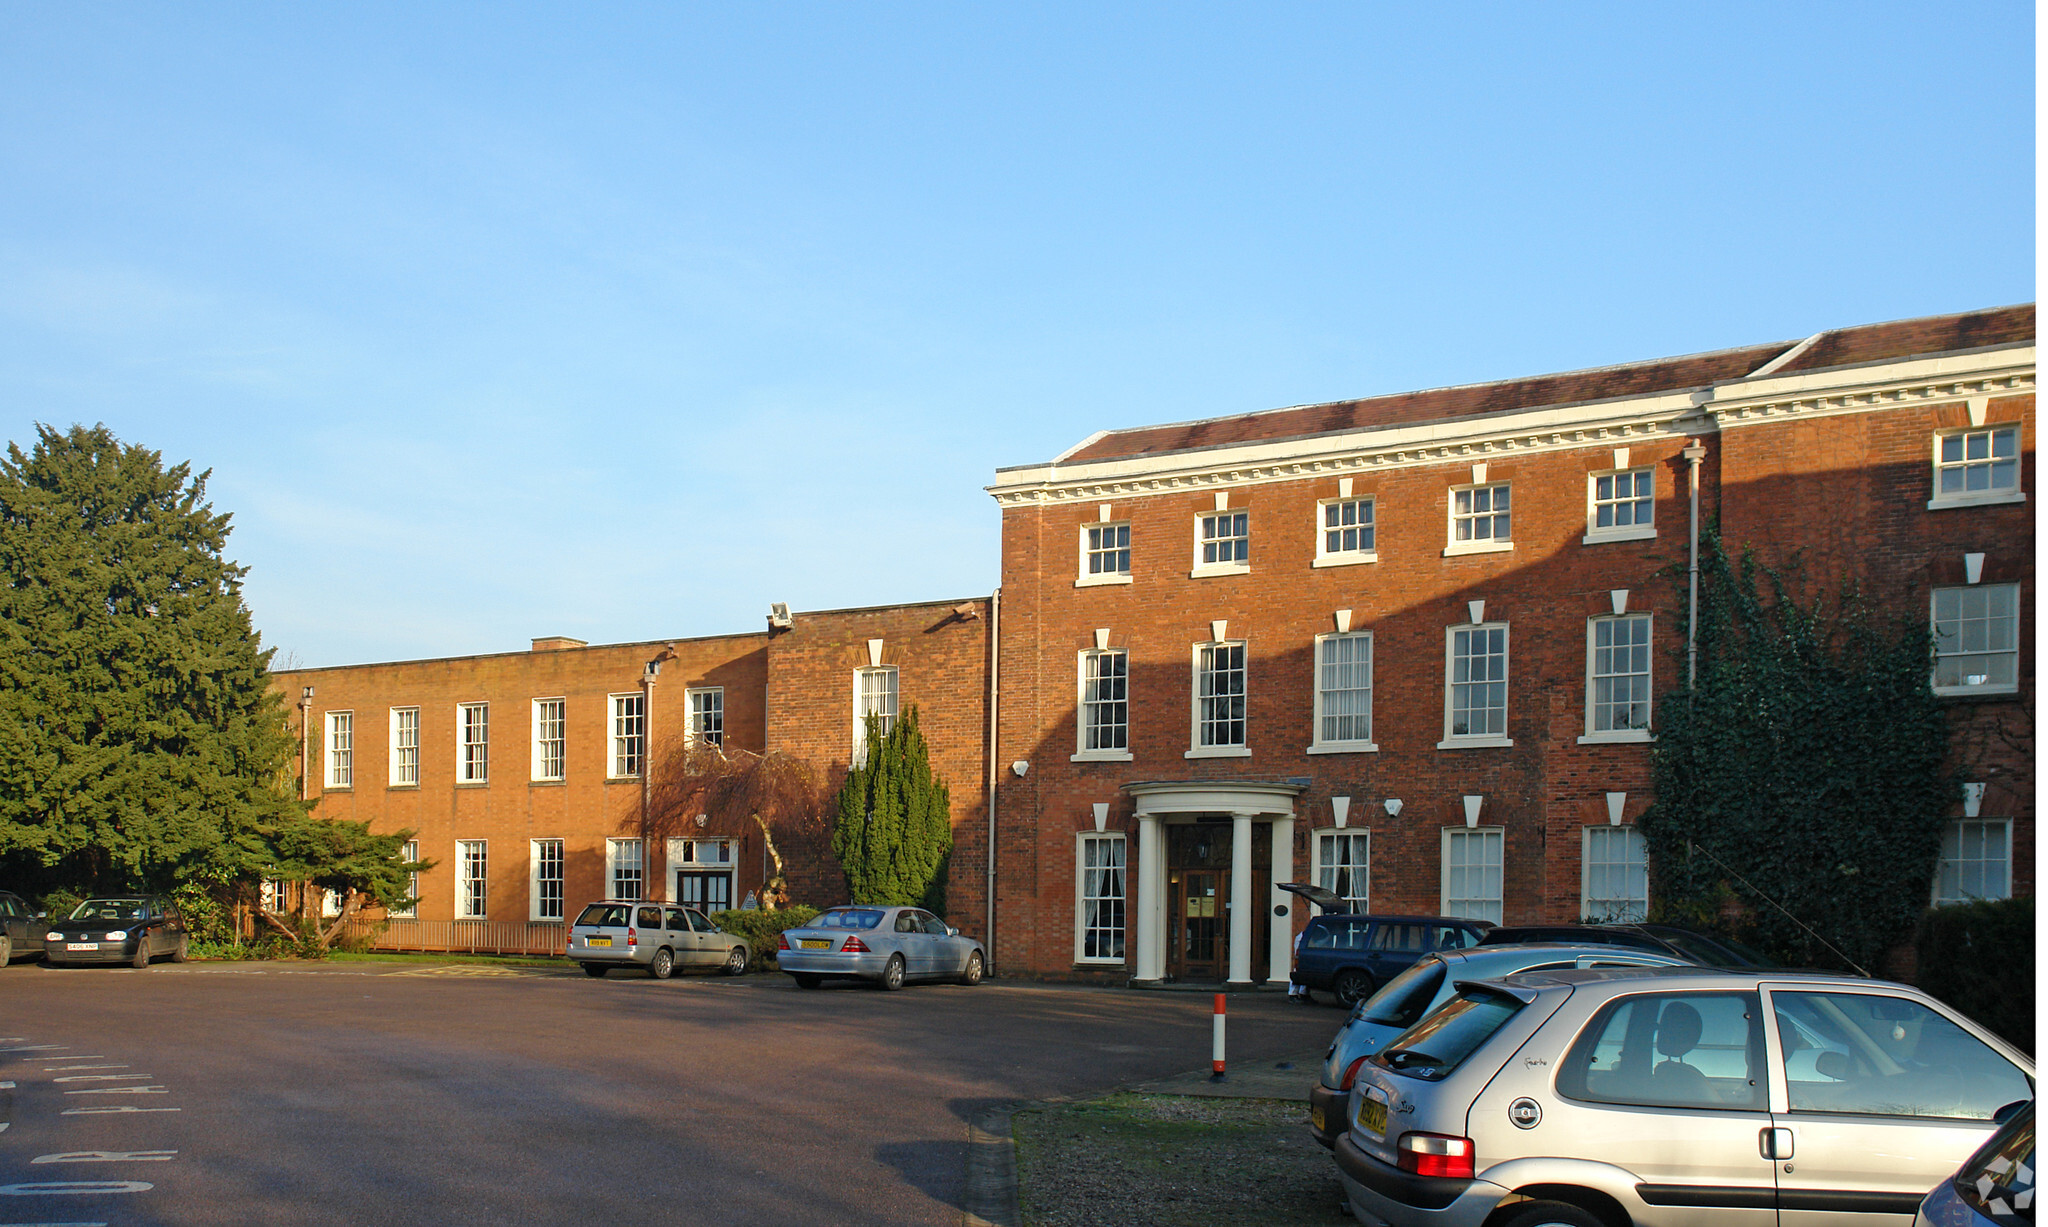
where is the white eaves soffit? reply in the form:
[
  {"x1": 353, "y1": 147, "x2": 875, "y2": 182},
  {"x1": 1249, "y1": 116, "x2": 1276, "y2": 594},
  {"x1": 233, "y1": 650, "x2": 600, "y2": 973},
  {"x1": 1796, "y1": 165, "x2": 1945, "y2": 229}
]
[{"x1": 986, "y1": 344, "x2": 2035, "y2": 506}]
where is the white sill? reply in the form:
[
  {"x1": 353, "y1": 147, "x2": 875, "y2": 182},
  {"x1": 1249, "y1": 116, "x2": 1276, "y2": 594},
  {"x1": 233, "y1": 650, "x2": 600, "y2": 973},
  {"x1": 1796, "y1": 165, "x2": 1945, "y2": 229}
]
[
  {"x1": 1073, "y1": 959, "x2": 1127, "y2": 968},
  {"x1": 322, "y1": 786, "x2": 352, "y2": 793},
  {"x1": 1185, "y1": 746, "x2": 1252, "y2": 759},
  {"x1": 1311, "y1": 553, "x2": 1378, "y2": 569},
  {"x1": 1582, "y1": 525, "x2": 1657, "y2": 545},
  {"x1": 1577, "y1": 730, "x2": 1653, "y2": 745},
  {"x1": 1189, "y1": 563, "x2": 1251, "y2": 579},
  {"x1": 1933, "y1": 683, "x2": 2020, "y2": 698},
  {"x1": 1442, "y1": 539, "x2": 1514, "y2": 558},
  {"x1": 1306, "y1": 742, "x2": 1378, "y2": 755},
  {"x1": 1074, "y1": 572, "x2": 1133, "y2": 588},
  {"x1": 1071, "y1": 750, "x2": 1135, "y2": 763},
  {"x1": 1435, "y1": 736, "x2": 1514, "y2": 749},
  {"x1": 1927, "y1": 491, "x2": 2026, "y2": 511}
]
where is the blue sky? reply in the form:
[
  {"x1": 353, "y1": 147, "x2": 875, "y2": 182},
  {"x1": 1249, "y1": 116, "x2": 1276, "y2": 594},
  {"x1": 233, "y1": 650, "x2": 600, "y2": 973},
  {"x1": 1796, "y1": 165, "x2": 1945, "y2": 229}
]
[{"x1": 1, "y1": 3, "x2": 2033, "y2": 667}]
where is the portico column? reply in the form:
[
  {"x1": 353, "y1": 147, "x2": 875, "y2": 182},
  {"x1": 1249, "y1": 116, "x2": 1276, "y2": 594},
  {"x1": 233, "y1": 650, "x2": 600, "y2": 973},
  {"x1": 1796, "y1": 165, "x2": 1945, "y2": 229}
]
[
  {"x1": 1267, "y1": 815, "x2": 1294, "y2": 987},
  {"x1": 1134, "y1": 815, "x2": 1165, "y2": 983},
  {"x1": 1227, "y1": 812, "x2": 1254, "y2": 987}
]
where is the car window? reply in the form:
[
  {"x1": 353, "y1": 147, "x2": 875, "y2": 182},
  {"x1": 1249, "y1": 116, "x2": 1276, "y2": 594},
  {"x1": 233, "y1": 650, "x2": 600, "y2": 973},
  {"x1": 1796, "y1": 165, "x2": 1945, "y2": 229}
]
[
  {"x1": 1370, "y1": 923, "x2": 1428, "y2": 953},
  {"x1": 921, "y1": 913, "x2": 951, "y2": 935},
  {"x1": 1373, "y1": 985, "x2": 1526, "y2": 1082},
  {"x1": 1559, "y1": 991, "x2": 1763, "y2": 1111},
  {"x1": 816, "y1": 909, "x2": 885, "y2": 930},
  {"x1": 1361, "y1": 958, "x2": 1448, "y2": 1029},
  {"x1": 1435, "y1": 925, "x2": 1478, "y2": 950},
  {"x1": 1773, "y1": 991, "x2": 2031, "y2": 1121},
  {"x1": 664, "y1": 908, "x2": 690, "y2": 931},
  {"x1": 894, "y1": 911, "x2": 919, "y2": 933},
  {"x1": 575, "y1": 903, "x2": 629, "y2": 927},
  {"x1": 687, "y1": 911, "x2": 714, "y2": 933},
  {"x1": 636, "y1": 906, "x2": 662, "y2": 928},
  {"x1": 1304, "y1": 918, "x2": 1369, "y2": 951}
]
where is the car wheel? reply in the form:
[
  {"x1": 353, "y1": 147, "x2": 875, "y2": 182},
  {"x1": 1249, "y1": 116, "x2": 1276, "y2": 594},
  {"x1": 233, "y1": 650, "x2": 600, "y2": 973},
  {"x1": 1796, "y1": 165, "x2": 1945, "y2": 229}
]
[
  {"x1": 723, "y1": 946, "x2": 748, "y2": 977},
  {"x1": 649, "y1": 948, "x2": 675, "y2": 980},
  {"x1": 0, "y1": 933, "x2": 11, "y2": 964},
  {"x1": 131, "y1": 942, "x2": 150, "y2": 970},
  {"x1": 581, "y1": 963, "x2": 608, "y2": 978},
  {"x1": 792, "y1": 973, "x2": 821, "y2": 990},
  {"x1": 1333, "y1": 969, "x2": 1373, "y2": 1007},
  {"x1": 1496, "y1": 1200, "x2": 1606, "y2": 1227},
  {"x1": 171, "y1": 935, "x2": 188, "y2": 964},
  {"x1": 960, "y1": 951, "x2": 984, "y2": 986},
  {"x1": 878, "y1": 954, "x2": 905, "y2": 991}
]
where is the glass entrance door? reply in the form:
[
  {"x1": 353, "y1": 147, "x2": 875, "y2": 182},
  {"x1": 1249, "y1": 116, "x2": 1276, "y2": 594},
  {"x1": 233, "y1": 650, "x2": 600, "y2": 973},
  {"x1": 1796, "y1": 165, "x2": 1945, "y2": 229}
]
[
  {"x1": 1177, "y1": 869, "x2": 1223, "y2": 981},
  {"x1": 676, "y1": 870, "x2": 733, "y2": 913}
]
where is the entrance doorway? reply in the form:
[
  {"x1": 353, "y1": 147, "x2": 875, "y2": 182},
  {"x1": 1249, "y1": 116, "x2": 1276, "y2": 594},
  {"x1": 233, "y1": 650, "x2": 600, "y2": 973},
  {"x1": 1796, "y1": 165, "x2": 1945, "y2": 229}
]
[
  {"x1": 1176, "y1": 869, "x2": 1224, "y2": 980},
  {"x1": 676, "y1": 870, "x2": 732, "y2": 913}
]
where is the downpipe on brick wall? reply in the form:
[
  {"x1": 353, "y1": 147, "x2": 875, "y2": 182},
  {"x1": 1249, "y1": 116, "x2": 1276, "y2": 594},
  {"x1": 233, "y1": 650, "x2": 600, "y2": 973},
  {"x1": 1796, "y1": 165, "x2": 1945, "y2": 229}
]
[
  {"x1": 984, "y1": 588, "x2": 1001, "y2": 972},
  {"x1": 1683, "y1": 439, "x2": 1708, "y2": 687}
]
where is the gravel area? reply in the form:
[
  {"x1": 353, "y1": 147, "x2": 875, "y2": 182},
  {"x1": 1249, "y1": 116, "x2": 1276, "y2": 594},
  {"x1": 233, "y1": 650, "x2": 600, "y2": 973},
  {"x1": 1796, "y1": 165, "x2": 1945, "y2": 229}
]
[{"x1": 1011, "y1": 1093, "x2": 1351, "y2": 1226}]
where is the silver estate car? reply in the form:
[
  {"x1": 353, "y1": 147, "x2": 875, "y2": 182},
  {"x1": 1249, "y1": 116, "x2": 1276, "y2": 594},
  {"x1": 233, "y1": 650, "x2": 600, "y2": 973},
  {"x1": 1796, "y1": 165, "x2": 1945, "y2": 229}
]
[
  {"x1": 1307, "y1": 944, "x2": 1693, "y2": 1150},
  {"x1": 568, "y1": 901, "x2": 750, "y2": 979},
  {"x1": 1336, "y1": 966, "x2": 2034, "y2": 1227},
  {"x1": 776, "y1": 906, "x2": 985, "y2": 991}
]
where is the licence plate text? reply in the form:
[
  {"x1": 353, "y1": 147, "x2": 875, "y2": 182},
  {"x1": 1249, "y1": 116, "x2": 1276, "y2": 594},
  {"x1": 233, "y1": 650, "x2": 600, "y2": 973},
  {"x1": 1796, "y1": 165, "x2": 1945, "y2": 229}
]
[
  {"x1": 66, "y1": 942, "x2": 96, "y2": 951},
  {"x1": 800, "y1": 939, "x2": 830, "y2": 949},
  {"x1": 587, "y1": 937, "x2": 612, "y2": 947},
  {"x1": 1359, "y1": 1090, "x2": 1388, "y2": 1139}
]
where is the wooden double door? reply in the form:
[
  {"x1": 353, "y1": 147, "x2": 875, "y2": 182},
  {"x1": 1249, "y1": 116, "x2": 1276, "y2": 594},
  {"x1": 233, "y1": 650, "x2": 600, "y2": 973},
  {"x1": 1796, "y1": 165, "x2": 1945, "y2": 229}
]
[{"x1": 1165, "y1": 823, "x2": 1271, "y2": 983}]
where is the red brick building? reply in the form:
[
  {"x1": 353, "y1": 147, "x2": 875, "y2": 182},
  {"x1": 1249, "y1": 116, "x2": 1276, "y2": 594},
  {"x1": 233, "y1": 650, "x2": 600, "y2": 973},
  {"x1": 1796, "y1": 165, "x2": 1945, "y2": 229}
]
[{"x1": 276, "y1": 304, "x2": 2032, "y2": 984}]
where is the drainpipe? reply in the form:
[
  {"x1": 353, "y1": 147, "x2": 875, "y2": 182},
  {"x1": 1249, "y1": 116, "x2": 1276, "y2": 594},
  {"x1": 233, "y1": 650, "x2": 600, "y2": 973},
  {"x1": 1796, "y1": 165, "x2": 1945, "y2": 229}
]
[
  {"x1": 298, "y1": 686, "x2": 315, "y2": 801},
  {"x1": 1682, "y1": 439, "x2": 1709, "y2": 686},
  {"x1": 984, "y1": 588, "x2": 1001, "y2": 971}
]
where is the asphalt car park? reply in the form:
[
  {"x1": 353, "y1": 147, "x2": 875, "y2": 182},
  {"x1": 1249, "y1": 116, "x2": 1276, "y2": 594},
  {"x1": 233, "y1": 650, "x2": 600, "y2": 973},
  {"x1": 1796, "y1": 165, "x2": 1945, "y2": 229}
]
[{"x1": 0, "y1": 957, "x2": 1333, "y2": 1226}]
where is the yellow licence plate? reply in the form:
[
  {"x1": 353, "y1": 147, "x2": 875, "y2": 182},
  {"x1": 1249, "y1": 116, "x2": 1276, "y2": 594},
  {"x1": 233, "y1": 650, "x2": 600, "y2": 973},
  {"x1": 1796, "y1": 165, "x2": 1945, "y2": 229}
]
[
  {"x1": 587, "y1": 937, "x2": 612, "y2": 947},
  {"x1": 1310, "y1": 1105, "x2": 1326, "y2": 1133},
  {"x1": 1359, "y1": 1091, "x2": 1388, "y2": 1139},
  {"x1": 800, "y1": 939, "x2": 830, "y2": 949}
]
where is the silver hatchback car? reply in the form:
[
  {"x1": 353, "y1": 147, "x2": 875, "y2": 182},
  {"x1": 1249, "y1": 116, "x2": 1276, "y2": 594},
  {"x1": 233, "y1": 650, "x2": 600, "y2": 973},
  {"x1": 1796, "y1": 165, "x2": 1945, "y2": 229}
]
[
  {"x1": 1336, "y1": 966, "x2": 2034, "y2": 1227},
  {"x1": 568, "y1": 900, "x2": 750, "y2": 979}
]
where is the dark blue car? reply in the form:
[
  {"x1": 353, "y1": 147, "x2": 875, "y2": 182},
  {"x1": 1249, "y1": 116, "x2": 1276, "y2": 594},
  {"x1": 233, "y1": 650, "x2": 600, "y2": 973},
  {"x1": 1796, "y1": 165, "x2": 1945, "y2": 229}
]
[{"x1": 1279, "y1": 884, "x2": 1490, "y2": 1006}]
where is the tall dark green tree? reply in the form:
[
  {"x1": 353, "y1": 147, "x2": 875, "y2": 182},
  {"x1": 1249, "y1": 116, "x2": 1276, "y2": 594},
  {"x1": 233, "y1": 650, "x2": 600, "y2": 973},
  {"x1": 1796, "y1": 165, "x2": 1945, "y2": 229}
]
[
  {"x1": 832, "y1": 706, "x2": 952, "y2": 911},
  {"x1": 0, "y1": 424, "x2": 305, "y2": 896},
  {"x1": 1642, "y1": 530, "x2": 1952, "y2": 973}
]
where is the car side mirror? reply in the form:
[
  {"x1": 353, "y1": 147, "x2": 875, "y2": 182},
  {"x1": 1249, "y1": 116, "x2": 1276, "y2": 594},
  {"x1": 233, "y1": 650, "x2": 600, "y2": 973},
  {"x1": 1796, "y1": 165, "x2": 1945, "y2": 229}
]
[{"x1": 947, "y1": 926, "x2": 959, "y2": 937}]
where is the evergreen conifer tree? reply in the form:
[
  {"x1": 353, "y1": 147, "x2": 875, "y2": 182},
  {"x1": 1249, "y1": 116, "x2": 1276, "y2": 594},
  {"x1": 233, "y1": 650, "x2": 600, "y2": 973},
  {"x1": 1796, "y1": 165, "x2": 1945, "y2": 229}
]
[{"x1": 832, "y1": 706, "x2": 952, "y2": 910}]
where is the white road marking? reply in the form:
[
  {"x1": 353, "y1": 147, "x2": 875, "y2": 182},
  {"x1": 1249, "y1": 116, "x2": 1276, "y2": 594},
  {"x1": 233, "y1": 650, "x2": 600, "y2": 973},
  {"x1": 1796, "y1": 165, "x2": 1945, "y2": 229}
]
[
  {"x1": 60, "y1": 1087, "x2": 164, "y2": 1096},
  {"x1": 31, "y1": 1154, "x2": 175, "y2": 1165},
  {"x1": 0, "y1": 1221, "x2": 110, "y2": 1225},
  {"x1": 0, "y1": 1047, "x2": 63, "y2": 1054},
  {"x1": 51, "y1": 1077, "x2": 148, "y2": 1084},
  {"x1": 42, "y1": 1067, "x2": 124, "y2": 1073},
  {"x1": 0, "y1": 1123, "x2": 8, "y2": 1132},
  {"x1": 0, "y1": 1082, "x2": 12, "y2": 1089},
  {"x1": 60, "y1": 1108, "x2": 177, "y2": 1116},
  {"x1": 0, "y1": 1183, "x2": 151, "y2": 1195}
]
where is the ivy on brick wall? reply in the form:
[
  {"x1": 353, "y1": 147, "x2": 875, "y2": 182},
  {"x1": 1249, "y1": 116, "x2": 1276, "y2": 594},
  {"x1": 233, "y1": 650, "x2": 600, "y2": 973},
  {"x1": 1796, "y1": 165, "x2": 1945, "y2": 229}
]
[
  {"x1": 1641, "y1": 528, "x2": 1952, "y2": 973},
  {"x1": 833, "y1": 706, "x2": 953, "y2": 913}
]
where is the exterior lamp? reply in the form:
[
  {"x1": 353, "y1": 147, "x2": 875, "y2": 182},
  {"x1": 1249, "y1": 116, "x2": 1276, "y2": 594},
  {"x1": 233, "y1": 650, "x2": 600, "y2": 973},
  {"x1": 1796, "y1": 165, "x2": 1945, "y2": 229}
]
[{"x1": 1382, "y1": 798, "x2": 1403, "y2": 818}]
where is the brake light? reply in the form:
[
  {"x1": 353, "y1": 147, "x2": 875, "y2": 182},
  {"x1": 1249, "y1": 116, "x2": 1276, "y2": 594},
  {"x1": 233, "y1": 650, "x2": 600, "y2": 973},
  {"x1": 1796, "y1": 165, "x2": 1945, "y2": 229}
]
[
  {"x1": 1340, "y1": 1056, "x2": 1368, "y2": 1090},
  {"x1": 778, "y1": 933, "x2": 791, "y2": 951},
  {"x1": 627, "y1": 926, "x2": 637, "y2": 948},
  {"x1": 1396, "y1": 1132, "x2": 1474, "y2": 1180},
  {"x1": 841, "y1": 936, "x2": 869, "y2": 953}
]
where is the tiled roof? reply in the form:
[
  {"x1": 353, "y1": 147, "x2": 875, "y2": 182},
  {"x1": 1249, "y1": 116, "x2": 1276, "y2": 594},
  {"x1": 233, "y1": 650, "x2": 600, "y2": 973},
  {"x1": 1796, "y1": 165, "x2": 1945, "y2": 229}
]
[{"x1": 1058, "y1": 304, "x2": 2034, "y2": 466}]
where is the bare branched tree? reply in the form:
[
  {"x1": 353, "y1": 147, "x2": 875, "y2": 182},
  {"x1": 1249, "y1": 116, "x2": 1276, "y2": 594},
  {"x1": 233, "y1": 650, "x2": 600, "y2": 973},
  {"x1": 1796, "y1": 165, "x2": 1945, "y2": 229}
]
[{"x1": 641, "y1": 739, "x2": 825, "y2": 910}]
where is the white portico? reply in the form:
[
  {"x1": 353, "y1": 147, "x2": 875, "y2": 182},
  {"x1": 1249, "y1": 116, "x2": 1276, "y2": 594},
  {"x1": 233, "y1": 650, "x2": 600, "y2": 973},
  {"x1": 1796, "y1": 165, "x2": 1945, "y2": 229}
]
[{"x1": 1124, "y1": 779, "x2": 1306, "y2": 989}]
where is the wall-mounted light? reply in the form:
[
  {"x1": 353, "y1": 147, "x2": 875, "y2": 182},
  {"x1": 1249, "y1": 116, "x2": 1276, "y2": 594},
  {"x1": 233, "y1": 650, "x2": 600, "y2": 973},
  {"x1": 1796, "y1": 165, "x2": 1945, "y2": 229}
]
[
  {"x1": 1382, "y1": 798, "x2": 1403, "y2": 818},
  {"x1": 1012, "y1": 760, "x2": 1030, "y2": 777},
  {"x1": 694, "y1": 813, "x2": 708, "y2": 828},
  {"x1": 301, "y1": 686, "x2": 315, "y2": 702}
]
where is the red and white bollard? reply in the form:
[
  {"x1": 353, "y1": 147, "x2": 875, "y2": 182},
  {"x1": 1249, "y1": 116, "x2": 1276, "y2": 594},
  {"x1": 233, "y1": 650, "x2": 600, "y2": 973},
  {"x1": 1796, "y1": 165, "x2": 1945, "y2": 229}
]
[{"x1": 1210, "y1": 993, "x2": 1228, "y2": 1082}]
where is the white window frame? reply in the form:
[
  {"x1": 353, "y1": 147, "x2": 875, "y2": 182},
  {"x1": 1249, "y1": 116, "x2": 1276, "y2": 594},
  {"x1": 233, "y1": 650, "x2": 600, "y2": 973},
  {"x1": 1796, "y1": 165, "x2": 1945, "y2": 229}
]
[
  {"x1": 1074, "y1": 832, "x2": 1127, "y2": 965},
  {"x1": 1441, "y1": 826, "x2": 1504, "y2": 924},
  {"x1": 685, "y1": 687, "x2": 725, "y2": 747},
  {"x1": 1310, "y1": 828, "x2": 1371, "y2": 913},
  {"x1": 1444, "y1": 482, "x2": 1513, "y2": 556},
  {"x1": 1076, "y1": 521, "x2": 1133, "y2": 587},
  {"x1": 852, "y1": 666, "x2": 899, "y2": 765},
  {"x1": 1581, "y1": 826, "x2": 1649, "y2": 922},
  {"x1": 1073, "y1": 648, "x2": 1133, "y2": 762},
  {"x1": 1187, "y1": 639, "x2": 1250, "y2": 758},
  {"x1": 389, "y1": 707, "x2": 420, "y2": 787},
  {"x1": 530, "y1": 838, "x2": 565, "y2": 921},
  {"x1": 607, "y1": 837, "x2": 644, "y2": 901},
  {"x1": 455, "y1": 840, "x2": 488, "y2": 919},
  {"x1": 1440, "y1": 623, "x2": 1512, "y2": 749},
  {"x1": 1932, "y1": 818, "x2": 2013, "y2": 905},
  {"x1": 1581, "y1": 614, "x2": 1653, "y2": 744},
  {"x1": 1190, "y1": 510, "x2": 1250, "y2": 578},
  {"x1": 1584, "y1": 467, "x2": 1656, "y2": 544},
  {"x1": 389, "y1": 839, "x2": 418, "y2": 918},
  {"x1": 609, "y1": 693, "x2": 645, "y2": 779},
  {"x1": 1929, "y1": 424, "x2": 2025, "y2": 510},
  {"x1": 1931, "y1": 584, "x2": 2021, "y2": 696},
  {"x1": 324, "y1": 710, "x2": 353, "y2": 790},
  {"x1": 1313, "y1": 496, "x2": 1378, "y2": 567},
  {"x1": 1309, "y1": 631, "x2": 1376, "y2": 754},
  {"x1": 531, "y1": 698, "x2": 566, "y2": 782},
  {"x1": 456, "y1": 703, "x2": 489, "y2": 784}
]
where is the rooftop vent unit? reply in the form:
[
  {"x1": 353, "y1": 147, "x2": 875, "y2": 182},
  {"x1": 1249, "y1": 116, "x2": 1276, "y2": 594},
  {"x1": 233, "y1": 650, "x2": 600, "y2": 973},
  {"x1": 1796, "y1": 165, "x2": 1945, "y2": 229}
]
[{"x1": 767, "y1": 602, "x2": 793, "y2": 629}]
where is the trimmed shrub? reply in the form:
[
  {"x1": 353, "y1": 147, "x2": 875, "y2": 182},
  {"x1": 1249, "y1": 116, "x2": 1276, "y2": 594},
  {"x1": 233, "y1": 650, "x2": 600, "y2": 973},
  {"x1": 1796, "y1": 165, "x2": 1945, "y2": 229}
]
[
  {"x1": 711, "y1": 905, "x2": 821, "y2": 972},
  {"x1": 1914, "y1": 897, "x2": 2034, "y2": 1055}
]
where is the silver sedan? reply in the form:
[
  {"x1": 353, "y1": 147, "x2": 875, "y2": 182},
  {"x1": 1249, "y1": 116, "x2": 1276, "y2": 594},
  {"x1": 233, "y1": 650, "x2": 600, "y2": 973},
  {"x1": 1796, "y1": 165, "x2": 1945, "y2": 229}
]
[{"x1": 777, "y1": 906, "x2": 985, "y2": 991}]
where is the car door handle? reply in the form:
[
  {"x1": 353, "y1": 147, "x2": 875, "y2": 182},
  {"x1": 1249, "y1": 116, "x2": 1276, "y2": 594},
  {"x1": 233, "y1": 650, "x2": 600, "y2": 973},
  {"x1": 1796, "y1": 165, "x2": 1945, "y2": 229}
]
[{"x1": 1760, "y1": 1128, "x2": 1793, "y2": 1160}]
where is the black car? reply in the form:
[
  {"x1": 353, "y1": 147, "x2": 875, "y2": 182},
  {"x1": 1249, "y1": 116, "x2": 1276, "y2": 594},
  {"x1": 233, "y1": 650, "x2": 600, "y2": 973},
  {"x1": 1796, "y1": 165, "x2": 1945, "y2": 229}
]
[
  {"x1": 1475, "y1": 921, "x2": 1776, "y2": 968},
  {"x1": 1279, "y1": 884, "x2": 1491, "y2": 1006},
  {"x1": 0, "y1": 890, "x2": 46, "y2": 963},
  {"x1": 42, "y1": 896, "x2": 189, "y2": 968}
]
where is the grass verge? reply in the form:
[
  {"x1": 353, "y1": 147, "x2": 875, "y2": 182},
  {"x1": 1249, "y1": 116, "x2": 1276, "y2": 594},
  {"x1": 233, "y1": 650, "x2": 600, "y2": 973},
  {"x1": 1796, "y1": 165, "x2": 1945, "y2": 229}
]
[{"x1": 1011, "y1": 1093, "x2": 1348, "y2": 1226}]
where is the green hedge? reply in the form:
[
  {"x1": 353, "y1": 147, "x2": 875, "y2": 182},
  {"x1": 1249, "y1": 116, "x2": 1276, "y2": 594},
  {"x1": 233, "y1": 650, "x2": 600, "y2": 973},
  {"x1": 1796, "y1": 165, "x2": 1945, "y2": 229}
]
[
  {"x1": 1914, "y1": 897, "x2": 2034, "y2": 1055},
  {"x1": 711, "y1": 906, "x2": 820, "y2": 972}
]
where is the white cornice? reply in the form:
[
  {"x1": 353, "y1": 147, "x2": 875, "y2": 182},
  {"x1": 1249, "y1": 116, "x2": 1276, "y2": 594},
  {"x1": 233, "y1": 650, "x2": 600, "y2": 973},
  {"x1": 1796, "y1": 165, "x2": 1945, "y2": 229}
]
[{"x1": 986, "y1": 345, "x2": 2034, "y2": 506}]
